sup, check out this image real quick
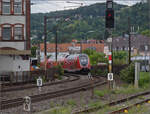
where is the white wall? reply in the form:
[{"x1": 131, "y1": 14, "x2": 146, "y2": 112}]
[
  {"x1": 0, "y1": 55, "x2": 30, "y2": 73},
  {"x1": 0, "y1": 42, "x2": 25, "y2": 50},
  {"x1": 0, "y1": 55, "x2": 13, "y2": 72},
  {"x1": 13, "y1": 59, "x2": 30, "y2": 71},
  {"x1": 0, "y1": 16, "x2": 25, "y2": 24}
]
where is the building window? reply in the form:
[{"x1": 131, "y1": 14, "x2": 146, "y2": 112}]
[
  {"x1": 14, "y1": 27, "x2": 23, "y2": 40},
  {"x1": 2, "y1": 27, "x2": 11, "y2": 40},
  {"x1": 122, "y1": 46, "x2": 125, "y2": 51},
  {"x1": 14, "y1": 0, "x2": 22, "y2": 14},
  {"x1": 2, "y1": 0, "x2": 10, "y2": 14}
]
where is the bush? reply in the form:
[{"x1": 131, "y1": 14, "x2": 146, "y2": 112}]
[
  {"x1": 83, "y1": 49, "x2": 108, "y2": 65},
  {"x1": 120, "y1": 63, "x2": 135, "y2": 83},
  {"x1": 113, "y1": 51, "x2": 128, "y2": 65},
  {"x1": 139, "y1": 72, "x2": 150, "y2": 88},
  {"x1": 91, "y1": 68, "x2": 108, "y2": 76},
  {"x1": 53, "y1": 64, "x2": 64, "y2": 80}
]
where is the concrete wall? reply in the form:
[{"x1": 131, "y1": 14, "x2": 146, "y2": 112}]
[{"x1": 0, "y1": 55, "x2": 30, "y2": 73}]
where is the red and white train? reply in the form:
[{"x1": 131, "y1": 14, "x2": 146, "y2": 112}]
[{"x1": 46, "y1": 54, "x2": 91, "y2": 73}]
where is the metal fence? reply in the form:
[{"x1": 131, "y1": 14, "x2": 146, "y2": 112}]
[{"x1": 0, "y1": 68, "x2": 58, "y2": 84}]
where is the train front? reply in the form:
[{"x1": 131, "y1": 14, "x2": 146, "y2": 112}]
[{"x1": 78, "y1": 54, "x2": 91, "y2": 72}]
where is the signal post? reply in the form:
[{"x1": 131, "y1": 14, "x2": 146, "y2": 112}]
[{"x1": 105, "y1": 0, "x2": 114, "y2": 89}]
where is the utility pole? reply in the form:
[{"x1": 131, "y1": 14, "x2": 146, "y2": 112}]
[
  {"x1": 44, "y1": 16, "x2": 47, "y2": 79},
  {"x1": 55, "y1": 28, "x2": 58, "y2": 62},
  {"x1": 128, "y1": 17, "x2": 131, "y2": 64},
  {"x1": 44, "y1": 16, "x2": 47, "y2": 58}
]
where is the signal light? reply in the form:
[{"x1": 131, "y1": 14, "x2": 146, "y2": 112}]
[{"x1": 105, "y1": 9, "x2": 114, "y2": 28}]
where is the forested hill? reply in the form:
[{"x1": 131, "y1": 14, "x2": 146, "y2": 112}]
[{"x1": 31, "y1": 2, "x2": 149, "y2": 44}]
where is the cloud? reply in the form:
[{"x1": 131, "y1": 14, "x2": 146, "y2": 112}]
[{"x1": 31, "y1": 0, "x2": 142, "y2": 13}]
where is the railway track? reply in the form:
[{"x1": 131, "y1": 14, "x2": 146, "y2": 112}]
[
  {"x1": 1, "y1": 73, "x2": 80, "y2": 92},
  {"x1": 1, "y1": 77, "x2": 107, "y2": 110},
  {"x1": 109, "y1": 98, "x2": 150, "y2": 114},
  {"x1": 74, "y1": 90, "x2": 150, "y2": 114}
]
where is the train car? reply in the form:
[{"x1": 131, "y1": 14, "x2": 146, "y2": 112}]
[{"x1": 46, "y1": 54, "x2": 91, "y2": 73}]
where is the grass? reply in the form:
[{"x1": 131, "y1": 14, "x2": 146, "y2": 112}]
[
  {"x1": 66, "y1": 99, "x2": 76, "y2": 107},
  {"x1": 127, "y1": 104, "x2": 150, "y2": 114},
  {"x1": 112, "y1": 85, "x2": 142, "y2": 95},
  {"x1": 94, "y1": 89, "x2": 110, "y2": 97},
  {"x1": 139, "y1": 72, "x2": 150, "y2": 88},
  {"x1": 43, "y1": 107, "x2": 72, "y2": 114},
  {"x1": 88, "y1": 101, "x2": 104, "y2": 108}
]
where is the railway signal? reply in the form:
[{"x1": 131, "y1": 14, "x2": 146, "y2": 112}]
[
  {"x1": 107, "y1": 73, "x2": 113, "y2": 81},
  {"x1": 37, "y1": 77, "x2": 43, "y2": 92},
  {"x1": 105, "y1": 0, "x2": 114, "y2": 28},
  {"x1": 23, "y1": 96, "x2": 31, "y2": 112},
  {"x1": 88, "y1": 72, "x2": 93, "y2": 80},
  {"x1": 37, "y1": 77, "x2": 43, "y2": 87}
]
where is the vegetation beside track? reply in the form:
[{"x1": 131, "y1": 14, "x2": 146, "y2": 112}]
[{"x1": 139, "y1": 72, "x2": 150, "y2": 88}]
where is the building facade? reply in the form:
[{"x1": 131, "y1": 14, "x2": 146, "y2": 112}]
[
  {"x1": 0, "y1": 0, "x2": 31, "y2": 73},
  {"x1": 112, "y1": 34, "x2": 150, "y2": 56}
]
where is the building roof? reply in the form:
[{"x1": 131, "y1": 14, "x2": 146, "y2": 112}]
[
  {"x1": 40, "y1": 43, "x2": 104, "y2": 53},
  {"x1": 112, "y1": 34, "x2": 150, "y2": 51}
]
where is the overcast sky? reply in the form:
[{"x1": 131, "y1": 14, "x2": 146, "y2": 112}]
[{"x1": 31, "y1": 0, "x2": 144, "y2": 13}]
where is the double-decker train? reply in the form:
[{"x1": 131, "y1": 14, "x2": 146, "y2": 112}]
[{"x1": 41, "y1": 54, "x2": 91, "y2": 73}]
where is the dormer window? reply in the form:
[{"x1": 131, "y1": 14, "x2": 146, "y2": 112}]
[
  {"x1": 2, "y1": 0, "x2": 11, "y2": 14},
  {"x1": 14, "y1": 0, "x2": 22, "y2": 14}
]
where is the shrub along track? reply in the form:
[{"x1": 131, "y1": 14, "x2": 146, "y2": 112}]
[
  {"x1": 1, "y1": 73, "x2": 80, "y2": 92},
  {"x1": 73, "y1": 90, "x2": 150, "y2": 114},
  {"x1": 1, "y1": 76, "x2": 107, "y2": 110}
]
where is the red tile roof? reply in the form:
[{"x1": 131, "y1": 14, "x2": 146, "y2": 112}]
[{"x1": 40, "y1": 43, "x2": 104, "y2": 53}]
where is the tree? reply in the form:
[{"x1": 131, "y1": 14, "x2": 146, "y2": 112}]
[
  {"x1": 31, "y1": 46, "x2": 37, "y2": 57},
  {"x1": 83, "y1": 49, "x2": 107, "y2": 65},
  {"x1": 141, "y1": 30, "x2": 150, "y2": 37}
]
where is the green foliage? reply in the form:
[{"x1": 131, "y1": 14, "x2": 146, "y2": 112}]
[
  {"x1": 50, "y1": 101, "x2": 55, "y2": 108},
  {"x1": 53, "y1": 64, "x2": 64, "y2": 80},
  {"x1": 88, "y1": 101, "x2": 103, "y2": 108},
  {"x1": 66, "y1": 99, "x2": 76, "y2": 107},
  {"x1": 113, "y1": 85, "x2": 141, "y2": 94},
  {"x1": 83, "y1": 49, "x2": 107, "y2": 65},
  {"x1": 113, "y1": 51, "x2": 128, "y2": 60},
  {"x1": 45, "y1": 107, "x2": 71, "y2": 114},
  {"x1": 120, "y1": 63, "x2": 135, "y2": 83},
  {"x1": 94, "y1": 89, "x2": 110, "y2": 97},
  {"x1": 139, "y1": 72, "x2": 150, "y2": 88},
  {"x1": 54, "y1": 64, "x2": 64, "y2": 76},
  {"x1": 31, "y1": 3, "x2": 149, "y2": 44},
  {"x1": 31, "y1": 46, "x2": 37, "y2": 57},
  {"x1": 141, "y1": 29, "x2": 150, "y2": 37},
  {"x1": 113, "y1": 51, "x2": 128, "y2": 65},
  {"x1": 91, "y1": 67, "x2": 108, "y2": 76}
]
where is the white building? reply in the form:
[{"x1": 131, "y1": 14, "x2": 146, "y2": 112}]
[{"x1": 0, "y1": 0, "x2": 31, "y2": 73}]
